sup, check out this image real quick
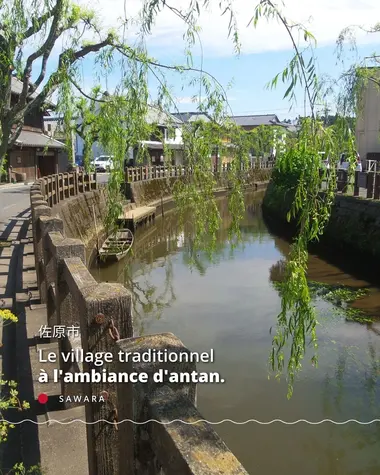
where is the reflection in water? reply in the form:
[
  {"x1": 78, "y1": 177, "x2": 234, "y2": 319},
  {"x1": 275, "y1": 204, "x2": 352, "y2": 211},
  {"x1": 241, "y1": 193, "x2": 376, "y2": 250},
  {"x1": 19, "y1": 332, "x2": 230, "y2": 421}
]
[{"x1": 90, "y1": 191, "x2": 380, "y2": 475}]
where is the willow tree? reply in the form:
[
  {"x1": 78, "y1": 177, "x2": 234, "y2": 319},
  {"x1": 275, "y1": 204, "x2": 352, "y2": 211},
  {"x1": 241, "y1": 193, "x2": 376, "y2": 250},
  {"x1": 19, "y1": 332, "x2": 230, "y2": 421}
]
[
  {"x1": 0, "y1": 0, "x2": 364, "y2": 397},
  {"x1": 132, "y1": 0, "x2": 364, "y2": 397},
  {"x1": 0, "y1": 0, "x2": 116, "y2": 171}
]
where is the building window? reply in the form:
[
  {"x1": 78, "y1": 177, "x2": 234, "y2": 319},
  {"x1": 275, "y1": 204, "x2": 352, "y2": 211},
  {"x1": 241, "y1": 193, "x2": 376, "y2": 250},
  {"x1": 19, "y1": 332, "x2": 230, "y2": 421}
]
[
  {"x1": 165, "y1": 128, "x2": 176, "y2": 140},
  {"x1": 47, "y1": 124, "x2": 51, "y2": 132}
]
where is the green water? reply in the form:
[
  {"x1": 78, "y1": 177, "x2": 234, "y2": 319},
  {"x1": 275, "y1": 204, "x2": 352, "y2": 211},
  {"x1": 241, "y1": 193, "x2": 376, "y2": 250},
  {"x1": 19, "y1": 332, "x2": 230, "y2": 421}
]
[{"x1": 91, "y1": 191, "x2": 380, "y2": 475}]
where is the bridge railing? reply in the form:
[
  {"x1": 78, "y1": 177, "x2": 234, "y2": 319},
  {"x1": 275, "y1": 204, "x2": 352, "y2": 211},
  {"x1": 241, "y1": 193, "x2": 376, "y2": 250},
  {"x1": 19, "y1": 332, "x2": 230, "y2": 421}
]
[
  {"x1": 325, "y1": 170, "x2": 380, "y2": 199},
  {"x1": 126, "y1": 160, "x2": 275, "y2": 183},
  {"x1": 29, "y1": 178, "x2": 248, "y2": 475},
  {"x1": 37, "y1": 171, "x2": 97, "y2": 207}
]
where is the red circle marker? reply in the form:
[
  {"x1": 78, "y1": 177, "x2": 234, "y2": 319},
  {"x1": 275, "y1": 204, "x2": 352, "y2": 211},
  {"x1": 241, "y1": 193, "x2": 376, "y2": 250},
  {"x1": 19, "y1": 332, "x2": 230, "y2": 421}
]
[{"x1": 38, "y1": 393, "x2": 48, "y2": 404}]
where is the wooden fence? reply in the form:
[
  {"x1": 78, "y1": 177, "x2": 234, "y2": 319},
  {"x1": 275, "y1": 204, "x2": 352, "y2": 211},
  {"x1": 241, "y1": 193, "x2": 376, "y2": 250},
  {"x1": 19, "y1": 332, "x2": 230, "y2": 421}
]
[
  {"x1": 29, "y1": 176, "x2": 248, "y2": 475},
  {"x1": 126, "y1": 160, "x2": 275, "y2": 183},
  {"x1": 334, "y1": 170, "x2": 380, "y2": 199}
]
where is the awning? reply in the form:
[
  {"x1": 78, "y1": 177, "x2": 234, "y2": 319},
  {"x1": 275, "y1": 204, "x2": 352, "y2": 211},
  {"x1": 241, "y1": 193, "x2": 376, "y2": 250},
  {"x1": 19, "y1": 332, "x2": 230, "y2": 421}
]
[{"x1": 14, "y1": 130, "x2": 65, "y2": 149}]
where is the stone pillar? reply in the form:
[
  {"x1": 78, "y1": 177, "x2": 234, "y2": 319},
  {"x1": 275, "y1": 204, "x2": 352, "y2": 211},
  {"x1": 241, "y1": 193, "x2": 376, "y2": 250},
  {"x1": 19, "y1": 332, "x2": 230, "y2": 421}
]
[
  {"x1": 45, "y1": 233, "x2": 85, "y2": 328},
  {"x1": 62, "y1": 256, "x2": 133, "y2": 475},
  {"x1": 32, "y1": 204, "x2": 51, "y2": 300},
  {"x1": 116, "y1": 333, "x2": 197, "y2": 475},
  {"x1": 39, "y1": 217, "x2": 64, "y2": 307},
  {"x1": 367, "y1": 172, "x2": 375, "y2": 199},
  {"x1": 374, "y1": 174, "x2": 380, "y2": 200},
  {"x1": 353, "y1": 171, "x2": 360, "y2": 197}
]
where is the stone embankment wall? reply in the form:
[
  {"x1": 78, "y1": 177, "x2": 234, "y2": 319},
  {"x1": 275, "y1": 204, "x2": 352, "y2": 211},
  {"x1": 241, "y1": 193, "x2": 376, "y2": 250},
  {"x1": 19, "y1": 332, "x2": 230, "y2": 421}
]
[
  {"x1": 31, "y1": 173, "x2": 249, "y2": 475},
  {"x1": 263, "y1": 182, "x2": 380, "y2": 260},
  {"x1": 54, "y1": 187, "x2": 108, "y2": 246},
  {"x1": 127, "y1": 168, "x2": 273, "y2": 207}
]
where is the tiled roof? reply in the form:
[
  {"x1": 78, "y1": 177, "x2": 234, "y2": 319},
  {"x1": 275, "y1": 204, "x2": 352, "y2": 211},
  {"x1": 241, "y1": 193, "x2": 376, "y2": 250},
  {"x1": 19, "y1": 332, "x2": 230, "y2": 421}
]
[
  {"x1": 229, "y1": 114, "x2": 281, "y2": 127},
  {"x1": 11, "y1": 76, "x2": 39, "y2": 99},
  {"x1": 11, "y1": 76, "x2": 55, "y2": 107},
  {"x1": 171, "y1": 112, "x2": 212, "y2": 123},
  {"x1": 146, "y1": 106, "x2": 183, "y2": 126},
  {"x1": 14, "y1": 130, "x2": 65, "y2": 149}
]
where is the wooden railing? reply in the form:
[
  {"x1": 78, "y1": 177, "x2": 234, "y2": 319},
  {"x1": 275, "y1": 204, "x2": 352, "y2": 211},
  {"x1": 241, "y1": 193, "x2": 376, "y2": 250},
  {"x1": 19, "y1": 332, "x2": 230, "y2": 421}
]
[
  {"x1": 126, "y1": 160, "x2": 275, "y2": 183},
  {"x1": 29, "y1": 179, "x2": 248, "y2": 475},
  {"x1": 38, "y1": 171, "x2": 97, "y2": 207},
  {"x1": 326, "y1": 170, "x2": 380, "y2": 199}
]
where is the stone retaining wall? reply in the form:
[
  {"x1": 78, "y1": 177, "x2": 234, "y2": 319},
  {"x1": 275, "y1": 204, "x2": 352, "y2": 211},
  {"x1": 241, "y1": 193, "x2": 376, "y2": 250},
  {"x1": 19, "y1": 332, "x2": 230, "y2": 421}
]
[
  {"x1": 30, "y1": 174, "x2": 250, "y2": 475},
  {"x1": 54, "y1": 187, "x2": 108, "y2": 247},
  {"x1": 263, "y1": 182, "x2": 380, "y2": 260},
  {"x1": 127, "y1": 168, "x2": 273, "y2": 207}
]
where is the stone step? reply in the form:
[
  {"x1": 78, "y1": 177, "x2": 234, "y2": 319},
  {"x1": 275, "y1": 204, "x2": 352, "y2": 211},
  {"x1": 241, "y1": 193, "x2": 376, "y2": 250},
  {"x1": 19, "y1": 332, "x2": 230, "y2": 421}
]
[
  {"x1": 0, "y1": 297, "x2": 12, "y2": 309},
  {"x1": 23, "y1": 244, "x2": 34, "y2": 255},
  {"x1": 22, "y1": 269, "x2": 38, "y2": 290},
  {"x1": 23, "y1": 254, "x2": 36, "y2": 268},
  {"x1": 0, "y1": 260, "x2": 10, "y2": 273},
  {"x1": 25, "y1": 306, "x2": 48, "y2": 340},
  {"x1": 30, "y1": 302, "x2": 45, "y2": 310},
  {"x1": 37, "y1": 406, "x2": 89, "y2": 475},
  {"x1": 0, "y1": 246, "x2": 14, "y2": 258},
  {"x1": 20, "y1": 238, "x2": 34, "y2": 244}
]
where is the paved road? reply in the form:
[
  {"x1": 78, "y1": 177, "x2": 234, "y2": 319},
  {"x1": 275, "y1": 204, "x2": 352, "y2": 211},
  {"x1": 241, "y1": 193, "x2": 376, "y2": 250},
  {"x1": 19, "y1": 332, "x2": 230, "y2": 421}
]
[
  {"x1": 97, "y1": 172, "x2": 109, "y2": 185},
  {"x1": 0, "y1": 184, "x2": 31, "y2": 236},
  {"x1": 0, "y1": 174, "x2": 109, "y2": 236}
]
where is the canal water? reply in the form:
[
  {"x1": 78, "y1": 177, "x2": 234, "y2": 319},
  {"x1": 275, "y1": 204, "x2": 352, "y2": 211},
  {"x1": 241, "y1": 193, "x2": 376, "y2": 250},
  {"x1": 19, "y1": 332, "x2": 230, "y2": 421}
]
[{"x1": 91, "y1": 191, "x2": 380, "y2": 475}]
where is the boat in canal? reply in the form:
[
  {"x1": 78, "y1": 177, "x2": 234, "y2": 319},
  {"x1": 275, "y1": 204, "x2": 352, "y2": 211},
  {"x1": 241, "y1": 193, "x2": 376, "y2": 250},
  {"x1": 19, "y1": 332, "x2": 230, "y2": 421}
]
[{"x1": 98, "y1": 228, "x2": 134, "y2": 263}]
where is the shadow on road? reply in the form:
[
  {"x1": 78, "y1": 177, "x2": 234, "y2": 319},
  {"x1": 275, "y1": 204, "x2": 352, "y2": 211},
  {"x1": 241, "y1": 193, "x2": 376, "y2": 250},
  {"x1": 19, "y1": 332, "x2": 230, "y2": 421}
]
[{"x1": 0, "y1": 208, "x2": 41, "y2": 471}]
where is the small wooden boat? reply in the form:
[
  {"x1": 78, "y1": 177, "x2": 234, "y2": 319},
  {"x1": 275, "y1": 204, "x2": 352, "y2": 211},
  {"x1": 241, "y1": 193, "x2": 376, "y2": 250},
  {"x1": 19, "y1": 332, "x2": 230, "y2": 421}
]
[{"x1": 98, "y1": 228, "x2": 134, "y2": 263}]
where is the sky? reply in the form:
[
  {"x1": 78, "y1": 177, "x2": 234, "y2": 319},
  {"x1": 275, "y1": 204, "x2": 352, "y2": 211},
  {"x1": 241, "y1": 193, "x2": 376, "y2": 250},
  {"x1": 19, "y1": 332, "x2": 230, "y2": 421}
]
[{"x1": 41, "y1": 0, "x2": 380, "y2": 120}]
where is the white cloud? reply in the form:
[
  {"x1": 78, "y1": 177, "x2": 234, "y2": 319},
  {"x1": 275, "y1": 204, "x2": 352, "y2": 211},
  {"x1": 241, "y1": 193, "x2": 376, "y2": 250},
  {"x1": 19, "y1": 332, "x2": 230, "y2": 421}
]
[
  {"x1": 85, "y1": 0, "x2": 380, "y2": 56},
  {"x1": 176, "y1": 96, "x2": 199, "y2": 104}
]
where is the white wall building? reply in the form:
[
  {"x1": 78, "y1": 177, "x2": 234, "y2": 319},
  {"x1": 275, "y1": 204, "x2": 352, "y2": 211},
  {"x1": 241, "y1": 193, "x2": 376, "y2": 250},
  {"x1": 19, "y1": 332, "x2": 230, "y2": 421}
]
[
  {"x1": 75, "y1": 104, "x2": 185, "y2": 166},
  {"x1": 355, "y1": 68, "x2": 380, "y2": 166}
]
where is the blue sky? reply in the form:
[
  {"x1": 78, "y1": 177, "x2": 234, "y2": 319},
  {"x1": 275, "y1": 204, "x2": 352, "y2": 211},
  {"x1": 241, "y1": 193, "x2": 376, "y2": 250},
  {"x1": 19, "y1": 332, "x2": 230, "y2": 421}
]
[
  {"x1": 39, "y1": 0, "x2": 380, "y2": 120},
  {"x1": 145, "y1": 43, "x2": 380, "y2": 120}
]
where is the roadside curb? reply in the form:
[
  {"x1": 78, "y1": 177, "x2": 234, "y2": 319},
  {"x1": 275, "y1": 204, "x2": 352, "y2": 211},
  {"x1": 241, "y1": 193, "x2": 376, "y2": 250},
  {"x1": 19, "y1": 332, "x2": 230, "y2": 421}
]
[{"x1": 0, "y1": 182, "x2": 33, "y2": 190}]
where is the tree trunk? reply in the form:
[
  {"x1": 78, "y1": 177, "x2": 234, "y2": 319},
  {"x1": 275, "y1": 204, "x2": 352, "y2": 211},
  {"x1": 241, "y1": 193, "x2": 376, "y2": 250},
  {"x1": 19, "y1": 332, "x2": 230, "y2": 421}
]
[{"x1": 0, "y1": 123, "x2": 11, "y2": 181}]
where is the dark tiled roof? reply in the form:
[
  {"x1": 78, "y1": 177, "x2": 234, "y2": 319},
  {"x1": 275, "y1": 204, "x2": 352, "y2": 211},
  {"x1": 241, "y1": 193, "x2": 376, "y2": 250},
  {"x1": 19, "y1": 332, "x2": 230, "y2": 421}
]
[
  {"x1": 171, "y1": 112, "x2": 212, "y2": 123},
  {"x1": 229, "y1": 114, "x2": 280, "y2": 127},
  {"x1": 14, "y1": 130, "x2": 65, "y2": 149},
  {"x1": 146, "y1": 106, "x2": 183, "y2": 126},
  {"x1": 11, "y1": 76, "x2": 38, "y2": 99},
  {"x1": 11, "y1": 76, "x2": 55, "y2": 108}
]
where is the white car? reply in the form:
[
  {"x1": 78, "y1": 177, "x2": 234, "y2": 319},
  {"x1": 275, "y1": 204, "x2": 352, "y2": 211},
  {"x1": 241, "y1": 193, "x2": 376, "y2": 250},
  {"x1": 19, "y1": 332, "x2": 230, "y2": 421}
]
[{"x1": 94, "y1": 156, "x2": 114, "y2": 172}]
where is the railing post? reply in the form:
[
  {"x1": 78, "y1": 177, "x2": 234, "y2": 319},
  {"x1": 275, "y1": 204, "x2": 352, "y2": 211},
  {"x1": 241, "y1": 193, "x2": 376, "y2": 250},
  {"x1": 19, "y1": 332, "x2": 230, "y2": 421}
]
[
  {"x1": 55, "y1": 173, "x2": 60, "y2": 204},
  {"x1": 367, "y1": 172, "x2": 374, "y2": 199},
  {"x1": 74, "y1": 170, "x2": 79, "y2": 195},
  {"x1": 62, "y1": 257, "x2": 133, "y2": 475},
  {"x1": 116, "y1": 333, "x2": 197, "y2": 475},
  {"x1": 32, "y1": 204, "x2": 52, "y2": 302},
  {"x1": 353, "y1": 171, "x2": 360, "y2": 197},
  {"x1": 374, "y1": 173, "x2": 380, "y2": 200},
  {"x1": 39, "y1": 217, "x2": 65, "y2": 310},
  {"x1": 63, "y1": 173, "x2": 69, "y2": 198}
]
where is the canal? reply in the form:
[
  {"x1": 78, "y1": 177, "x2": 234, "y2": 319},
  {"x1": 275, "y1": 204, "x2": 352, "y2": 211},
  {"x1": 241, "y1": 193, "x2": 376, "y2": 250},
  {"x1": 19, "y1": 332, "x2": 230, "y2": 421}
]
[{"x1": 91, "y1": 190, "x2": 380, "y2": 475}]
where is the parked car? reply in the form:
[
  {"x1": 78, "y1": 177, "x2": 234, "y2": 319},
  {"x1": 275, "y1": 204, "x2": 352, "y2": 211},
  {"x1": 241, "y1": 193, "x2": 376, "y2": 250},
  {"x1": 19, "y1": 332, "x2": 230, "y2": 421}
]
[
  {"x1": 338, "y1": 152, "x2": 362, "y2": 172},
  {"x1": 94, "y1": 156, "x2": 114, "y2": 172}
]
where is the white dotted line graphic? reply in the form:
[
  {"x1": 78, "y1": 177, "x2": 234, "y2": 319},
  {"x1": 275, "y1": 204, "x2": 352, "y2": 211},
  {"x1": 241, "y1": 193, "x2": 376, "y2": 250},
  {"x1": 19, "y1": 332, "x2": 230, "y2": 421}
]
[{"x1": 1, "y1": 418, "x2": 380, "y2": 425}]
